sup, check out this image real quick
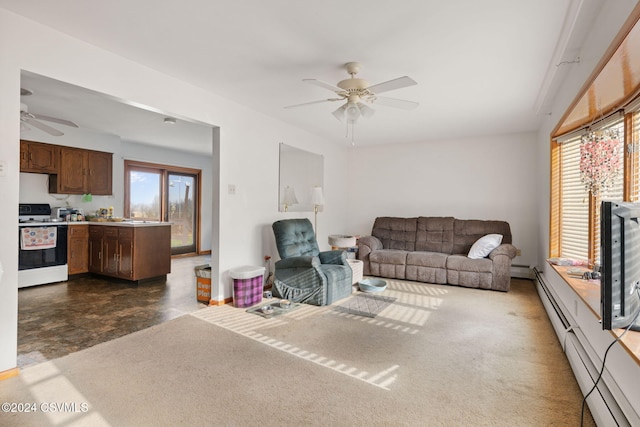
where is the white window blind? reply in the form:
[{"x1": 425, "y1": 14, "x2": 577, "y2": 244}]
[
  {"x1": 632, "y1": 110, "x2": 640, "y2": 202},
  {"x1": 560, "y1": 136, "x2": 589, "y2": 260},
  {"x1": 559, "y1": 118, "x2": 625, "y2": 263},
  {"x1": 593, "y1": 120, "x2": 625, "y2": 265}
]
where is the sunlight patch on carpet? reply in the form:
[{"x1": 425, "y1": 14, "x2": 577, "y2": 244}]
[
  {"x1": 332, "y1": 293, "x2": 396, "y2": 318},
  {"x1": 191, "y1": 304, "x2": 399, "y2": 390},
  {"x1": 20, "y1": 362, "x2": 109, "y2": 426}
]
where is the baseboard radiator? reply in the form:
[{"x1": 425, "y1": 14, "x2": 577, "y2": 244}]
[
  {"x1": 534, "y1": 267, "x2": 634, "y2": 426},
  {"x1": 511, "y1": 264, "x2": 534, "y2": 279}
]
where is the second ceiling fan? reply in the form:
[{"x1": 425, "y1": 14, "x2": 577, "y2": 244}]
[
  {"x1": 20, "y1": 88, "x2": 79, "y2": 136},
  {"x1": 285, "y1": 62, "x2": 419, "y2": 124}
]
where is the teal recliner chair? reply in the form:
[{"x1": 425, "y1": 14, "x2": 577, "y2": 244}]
[{"x1": 272, "y1": 219, "x2": 352, "y2": 306}]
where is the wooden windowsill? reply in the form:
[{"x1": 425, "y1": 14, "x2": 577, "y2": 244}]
[{"x1": 550, "y1": 263, "x2": 640, "y2": 365}]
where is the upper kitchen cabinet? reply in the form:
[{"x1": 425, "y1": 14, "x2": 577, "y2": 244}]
[
  {"x1": 20, "y1": 140, "x2": 57, "y2": 173},
  {"x1": 87, "y1": 150, "x2": 113, "y2": 195},
  {"x1": 49, "y1": 146, "x2": 113, "y2": 195}
]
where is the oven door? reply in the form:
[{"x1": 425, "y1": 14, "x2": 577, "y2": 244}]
[{"x1": 18, "y1": 224, "x2": 68, "y2": 270}]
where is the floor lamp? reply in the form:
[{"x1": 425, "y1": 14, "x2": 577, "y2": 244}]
[
  {"x1": 282, "y1": 186, "x2": 298, "y2": 212},
  {"x1": 310, "y1": 186, "x2": 325, "y2": 237}
]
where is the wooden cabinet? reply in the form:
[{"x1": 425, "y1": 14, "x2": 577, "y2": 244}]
[
  {"x1": 50, "y1": 146, "x2": 112, "y2": 195},
  {"x1": 87, "y1": 150, "x2": 113, "y2": 195},
  {"x1": 89, "y1": 226, "x2": 103, "y2": 273},
  {"x1": 67, "y1": 225, "x2": 89, "y2": 275},
  {"x1": 88, "y1": 224, "x2": 171, "y2": 282},
  {"x1": 20, "y1": 140, "x2": 57, "y2": 173},
  {"x1": 55, "y1": 146, "x2": 85, "y2": 194}
]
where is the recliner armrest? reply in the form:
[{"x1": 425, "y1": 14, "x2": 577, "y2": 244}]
[
  {"x1": 319, "y1": 250, "x2": 347, "y2": 265},
  {"x1": 275, "y1": 256, "x2": 321, "y2": 269},
  {"x1": 489, "y1": 243, "x2": 518, "y2": 260},
  {"x1": 358, "y1": 236, "x2": 383, "y2": 252}
]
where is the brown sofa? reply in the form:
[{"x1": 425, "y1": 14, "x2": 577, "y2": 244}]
[{"x1": 357, "y1": 217, "x2": 518, "y2": 291}]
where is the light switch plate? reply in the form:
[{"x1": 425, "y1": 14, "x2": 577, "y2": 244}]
[
  {"x1": 0, "y1": 160, "x2": 7, "y2": 177},
  {"x1": 228, "y1": 184, "x2": 236, "y2": 195}
]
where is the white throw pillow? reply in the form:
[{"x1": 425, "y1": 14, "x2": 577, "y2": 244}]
[{"x1": 468, "y1": 234, "x2": 503, "y2": 259}]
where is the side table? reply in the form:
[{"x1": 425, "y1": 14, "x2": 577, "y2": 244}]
[{"x1": 346, "y1": 259, "x2": 363, "y2": 292}]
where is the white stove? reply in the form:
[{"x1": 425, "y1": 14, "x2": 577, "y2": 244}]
[{"x1": 18, "y1": 203, "x2": 68, "y2": 288}]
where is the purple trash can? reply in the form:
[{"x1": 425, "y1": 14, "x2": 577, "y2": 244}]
[{"x1": 230, "y1": 265, "x2": 265, "y2": 308}]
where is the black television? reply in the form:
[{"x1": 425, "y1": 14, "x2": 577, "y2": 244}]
[{"x1": 600, "y1": 201, "x2": 640, "y2": 332}]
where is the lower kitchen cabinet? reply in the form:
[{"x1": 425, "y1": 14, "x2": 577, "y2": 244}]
[
  {"x1": 88, "y1": 224, "x2": 171, "y2": 282},
  {"x1": 67, "y1": 224, "x2": 89, "y2": 275}
]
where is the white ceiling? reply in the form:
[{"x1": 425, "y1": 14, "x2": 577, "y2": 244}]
[{"x1": 3, "y1": 0, "x2": 604, "y2": 149}]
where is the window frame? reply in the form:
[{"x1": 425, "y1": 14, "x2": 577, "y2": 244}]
[
  {"x1": 124, "y1": 159, "x2": 203, "y2": 255},
  {"x1": 550, "y1": 111, "x2": 639, "y2": 263}
]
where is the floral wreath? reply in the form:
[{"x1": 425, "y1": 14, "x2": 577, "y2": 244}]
[{"x1": 579, "y1": 129, "x2": 622, "y2": 196}]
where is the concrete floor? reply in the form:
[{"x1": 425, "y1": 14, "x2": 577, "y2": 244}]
[{"x1": 17, "y1": 255, "x2": 211, "y2": 368}]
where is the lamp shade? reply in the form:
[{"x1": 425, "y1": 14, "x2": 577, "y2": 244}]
[
  {"x1": 310, "y1": 186, "x2": 325, "y2": 206},
  {"x1": 282, "y1": 186, "x2": 298, "y2": 205}
]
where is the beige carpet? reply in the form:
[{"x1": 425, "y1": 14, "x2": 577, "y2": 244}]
[{"x1": 0, "y1": 278, "x2": 594, "y2": 426}]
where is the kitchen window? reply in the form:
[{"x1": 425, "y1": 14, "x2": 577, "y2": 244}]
[{"x1": 124, "y1": 160, "x2": 201, "y2": 255}]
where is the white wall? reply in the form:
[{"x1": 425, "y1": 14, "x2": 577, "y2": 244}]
[
  {"x1": 347, "y1": 133, "x2": 539, "y2": 268},
  {"x1": 0, "y1": 9, "x2": 350, "y2": 373}
]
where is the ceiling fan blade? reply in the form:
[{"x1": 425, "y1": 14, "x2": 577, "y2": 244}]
[
  {"x1": 25, "y1": 117, "x2": 64, "y2": 136},
  {"x1": 284, "y1": 98, "x2": 341, "y2": 109},
  {"x1": 303, "y1": 79, "x2": 344, "y2": 93},
  {"x1": 372, "y1": 96, "x2": 419, "y2": 110},
  {"x1": 366, "y1": 76, "x2": 417, "y2": 95},
  {"x1": 32, "y1": 113, "x2": 79, "y2": 128}
]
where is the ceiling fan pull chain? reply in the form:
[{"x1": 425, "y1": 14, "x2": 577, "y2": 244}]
[{"x1": 350, "y1": 121, "x2": 356, "y2": 146}]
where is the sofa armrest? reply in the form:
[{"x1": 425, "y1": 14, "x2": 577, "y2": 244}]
[
  {"x1": 489, "y1": 243, "x2": 518, "y2": 260},
  {"x1": 358, "y1": 236, "x2": 383, "y2": 255},
  {"x1": 275, "y1": 256, "x2": 321, "y2": 269},
  {"x1": 488, "y1": 244, "x2": 517, "y2": 291},
  {"x1": 357, "y1": 236, "x2": 383, "y2": 275},
  {"x1": 319, "y1": 250, "x2": 347, "y2": 265}
]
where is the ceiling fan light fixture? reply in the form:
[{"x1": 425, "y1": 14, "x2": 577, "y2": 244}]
[
  {"x1": 332, "y1": 105, "x2": 346, "y2": 122},
  {"x1": 357, "y1": 102, "x2": 375, "y2": 119},
  {"x1": 345, "y1": 102, "x2": 360, "y2": 122}
]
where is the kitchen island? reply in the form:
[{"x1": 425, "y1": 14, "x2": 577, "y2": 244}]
[{"x1": 68, "y1": 221, "x2": 172, "y2": 283}]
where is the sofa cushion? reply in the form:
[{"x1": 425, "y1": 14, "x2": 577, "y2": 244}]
[
  {"x1": 406, "y1": 251, "x2": 448, "y2": 284},
  {"x1": 467, "y1": 234, "x2": 503, "y2": 259},
  {"x1": 372, "y1": 217, "x2": 417, "y2": 251},
  {"x1": 452, "y1": 219, "x2": 512, "y2": 255},
  {"x1": 370, "y1": 249, "x2": 408, "y2": 265},
  {"x1": 406, "y1": 251, "x2": 448, "y2": 268},
  {"x1": 415, "y1": 217, "x2": 455, "y2": 254},
  {"x1": 369, "y1": 249, "x2": 408, "y2": 279},
  {"x1": 446, "y1": 254, "x2": 493, "y2": 289}
]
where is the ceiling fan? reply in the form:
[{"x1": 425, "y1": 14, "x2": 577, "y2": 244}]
[
  {"x1": 285, "y1": 62, "x2": 419, "y2": 124},
  {"x1": 20, "y1": 88, "x2": 79, "y2": 136}
]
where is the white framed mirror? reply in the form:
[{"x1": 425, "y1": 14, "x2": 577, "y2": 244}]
[{"x1": 278, "y1": 143, "x2": 324, "y2": 212}]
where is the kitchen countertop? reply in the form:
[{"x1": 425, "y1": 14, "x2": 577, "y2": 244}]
[{"x1": 71, "y1": 221, "x2": 171, "y2": 227}]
